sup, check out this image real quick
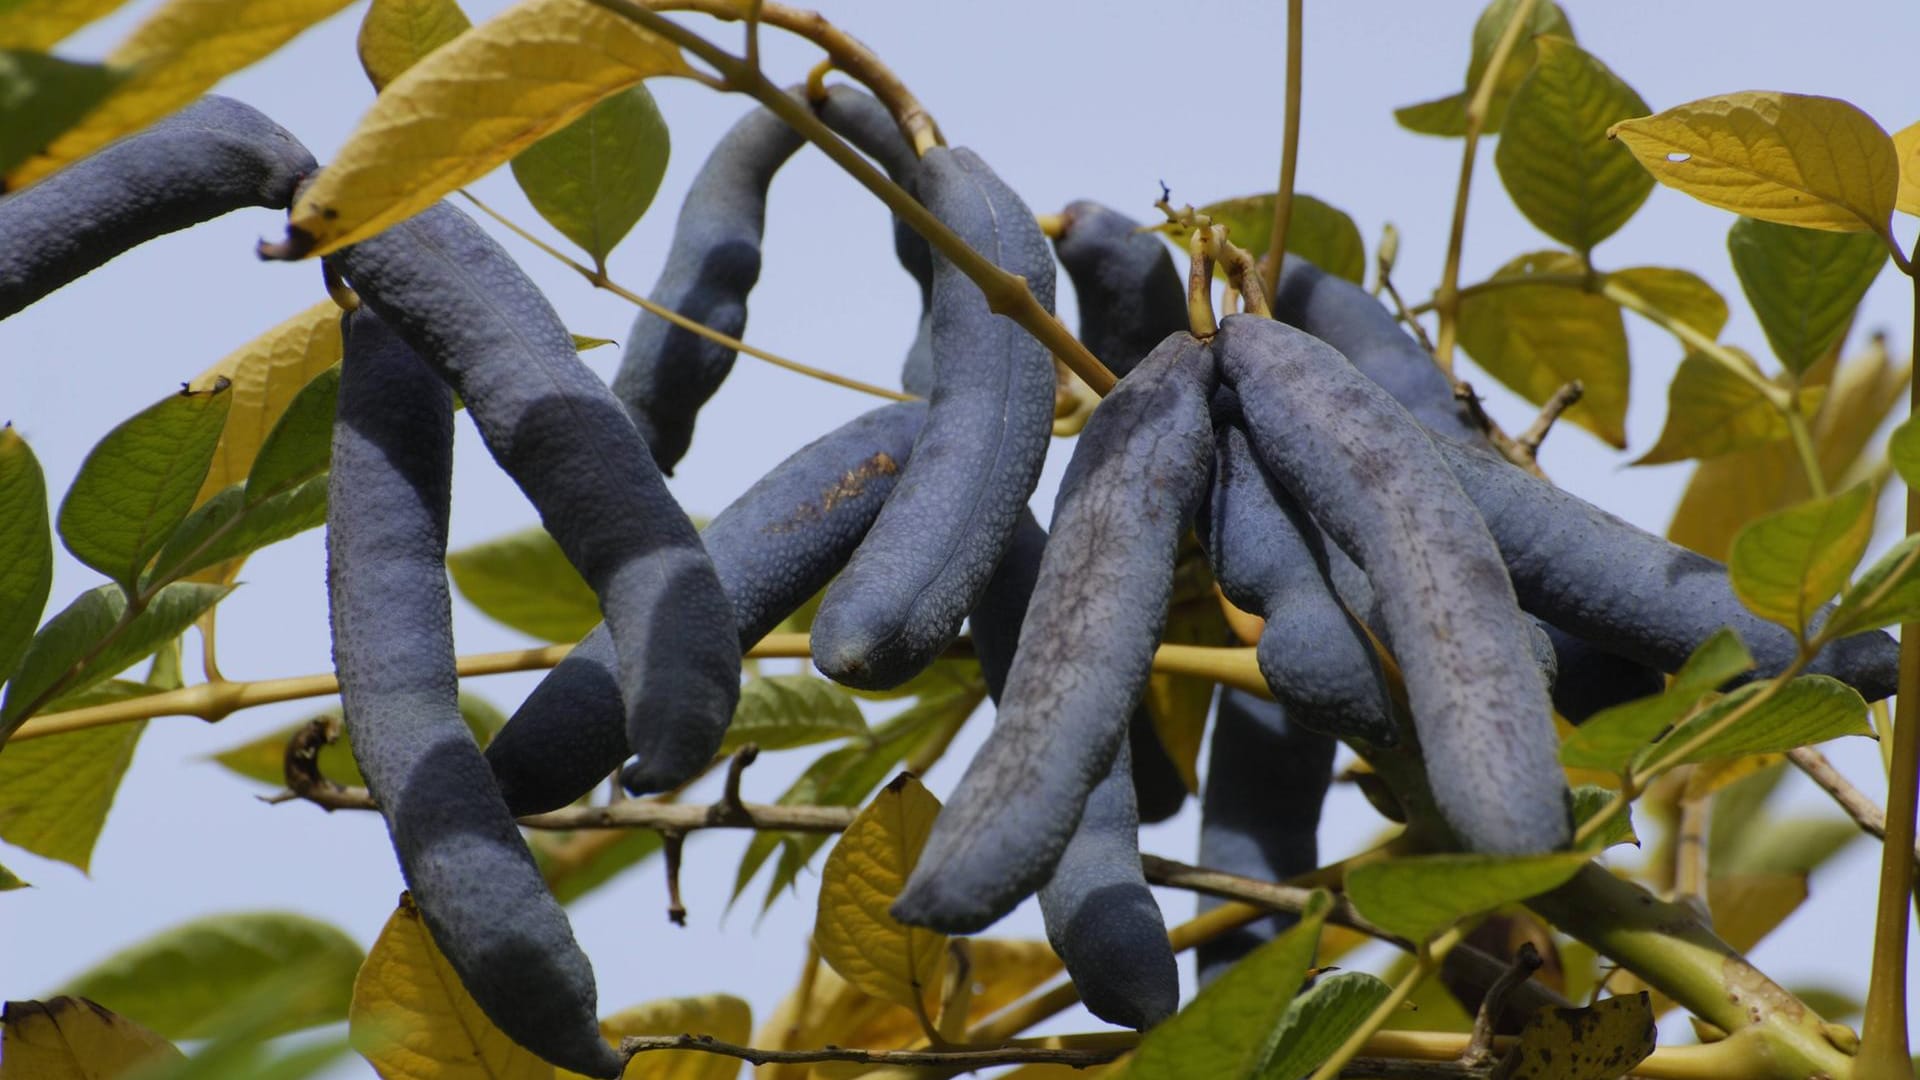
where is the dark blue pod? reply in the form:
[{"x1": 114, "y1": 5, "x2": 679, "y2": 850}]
[
  {"x1": 1128, "y1": 710, "x2": 1190, "y2": 825},
  {"x1": 331, "y1": 200, "x2": 740, "y2": 796},
  {"x1": 328, "y1": 308, "x2": 619, "y2": 1078},
  {"x1": 895, "y1": 332, "x2": 1216, "y2": 933},
  {"x1": 1540, "y1": 621, "x2": 1668, "y2": 723},
  {"x1": 967, "y1": 510, "x2": 1178, "y2": 1029},
  {"x1": 1196, "y1": 689, "x2": 1337, "y2": 986},
  {"x1": 612, "y1": 96, "x2": 806, "y2": 472},
  {"x1": 1, "y1": 96, "x2": 315, "y2": 320},
  {"x1": 486, "y1": 401, "x2": 927, "y2": 815},
  {"x1": 1433, "y1": 436, "x2": 1900, "y2": 699},
  {"x1": 811, "y1": 146, "x2": 1058, "y2": 690},
  {"x1": 1052, "y1": 200, "x2": 1189, "y2": 379},
  {"x1": 1218, "y1": 315, "x2": 1568, "y2": 856}
]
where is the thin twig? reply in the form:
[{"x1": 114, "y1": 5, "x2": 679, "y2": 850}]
[
  {"x1": 662, "y1": 830, "x2": 688, "y2": 925},
  {"x1": 1260, "y1": 0, "x2": 1304, "y2": 290},
  {"x1": 618, "y1": 1033, "x2": 1124, "y2": 1070},
  {"x1": 1516, "y1": 379, "x2": 1583, "y2": 460},
  {"x1": 1790, "y1": 745, "x2": 1920, "y2": 875},
  {"x1": 722, "y1": 745, "x2": 759, "y2": 815},
  {"x1": 1462, "y1": 943, "x2": 1541, "y2": 1067}
]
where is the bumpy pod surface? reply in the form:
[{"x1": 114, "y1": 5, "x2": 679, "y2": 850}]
[
  {"x1": 1205, "y1": 390, "x2": 1394, "y2": 745},
  {"x1": 1434, "y1": 436, "x2": 1899, "y2": 698},
  {"x1": 328, "y1": 309, "x2": 619, "y2": 1078},
  {"x1": 1197, "y1": 689, "x2": 1337, "y2": 985},
  {"x1": 1540, "y1": 622, "x2": 1668, "y2": 723},
  {"x1": 0, "y1": 96, "x2": 315, "y2": 320},
  {"x1": 487, "y1": 400, "x2": 927, "y2": 815},
  {"x1": 968, "y1": 512, "x2": 1178, "y2": 1028},
  {"x1": 611, "y1": 97, "x2": 805, "y2": 472},
  {"x1": 811, "y1": 147, "x2": 1058, "y2": 690},
  {"x1": 1052, "y1": 200, "x2": 1189, "y2": 379},
  {"x1": 332, "y1": 200, "x2": 739, "y2": 796},
  {"x1": 895, "y1": 332, "x2": 1216, "y2": 932},
  {"x1": 1218, "y1": 315, "x2": 1569, "y2": 855}
]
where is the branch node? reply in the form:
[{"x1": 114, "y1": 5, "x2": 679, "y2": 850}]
[
  {"x1": 1463, "y1": 941, "x2": 1542, "y2": 1067},
  {"x1": 721, "y1": 745, "x2": 759, "y2": 820}
]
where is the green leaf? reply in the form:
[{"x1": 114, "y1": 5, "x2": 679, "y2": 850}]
[
  {"x1": 1560, "y1": 628, "x2": 1753, "y2": 771},
  {"x1": 1728, "y1": 217, "x2": 1887, "y2": 375},
  {"x1": 0, "y1": 859, "x2": 24, "y2": 890},
  {"x1": 1157, "y1": 193, "x2": 1366, "y2": 285},
  {"x1": 135, "y1": 1032, "x2": 353, "y2": 1080},
  {"x1": 512, "y1": 84, "x2": 669, "y2": 266},
  {"x1": 1892, "y1": 415, "x2": 1920, "y2": 489},
  {"x1": 0, "y1": 49, "x2": 123, "y2": 176},
  {"x1": 58, "y1": 381, "x2": 231, "y2": 589},
  {"x1": 1127, "y1": 891, "x2": 1332, "y2": 1080},
  {"x1": 0, "y1": 582, "x2": 228, "y2": 739},
  {"x1": 1715, "y1": 816, "x2": 1863, "y2": 879},
  {"x1": 1346, "y1": 852, "x2": 1590, "y2": 943},
  {"x1": 570, "y1": 333, "x2": 614, "y2": 352},
  {"x1": 0, "y1": 427, "x2": 51, "y2": 687},
  {"x1": 0, "y1": 719, "x2": 146, "y2": 870},
  {"x1": 1494, "y1": 37, "x2": 1651, "y2": 251},
  {"x1": 245, "y1": 364, "x2": 338, "y2": 504},
  {"x1": 1254, "y1": 971, "x2": 1392, "y2": 1080},
  {"x1": 1607, "y1": 266, "x2": 1728, "y2": 340},
  {"x1": 1634, "y1": 348, "x2": 1816, "y2": 466},
  {"x1": 1728, "y1": 484, "x2": 1875, "y2": 633},
  {"x1": 58, "y1": 912, "x2": 364, "y2": 1040},
  {"x1": 446, "y1": 525, "x2": 601, "y2": 643},
  {"x1": 1826, "y1": 533, "x2": 1920, "y2": 638},
  {"x1": 1456, "y1": 251, "x2": 1628, "y2": 446},
  {"x1": 1395, "y1": 0, "x2": 1574, "y2": 136},
  {"x1": 1570, "y1": 784, "x2": 1637, "y2": 850},
  {"x1": 143, "y1": 477, "x2": 329, "y2": 587},
  {"x1": 209, "y1": 691, "x2": 503, "y2": 788},
  {"x1": 1654, "y1": 674, "x2": 1869, "y2": 767},
  {"x1": 356, "y1": 0, "x2": 469, "y2": 92},
  {"x1": 721, "y1": 675, "x2": 868, "y2": 754},
  {"x1": 538, "y1": 828, "x2": 663, "y2": 906}
]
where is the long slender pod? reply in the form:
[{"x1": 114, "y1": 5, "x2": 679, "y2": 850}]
[
  {"x1": 487, "y1": 400, "x2": 927, "y2": 815},
  {"x1": 895, "y1": 332, "x2": 1216, "y2": 932},
  {"x1": 331, "y1": 200, "x2": 739, "y2": 795},
  {"x1": 1204, "y1": 390, "x2": 1395, "y2": 745},
  {"x1": 328, "y1": 309, "x2": 620, "y2": 1078},
  {"x1": 0, "y1": 96, "x2": 315, "y2": 320},
  {"x1": 1196, "y1": 689, "x2": 1337, "y2": 986},
  {"x1": 968, "y1": 511, "x2": 1178, "y2": 1029},
  {"x1": 1052, "y1": 200, "x2": 1189, "y2": 379},
  {"x1": 1128, "y1": 710, "x2": 1191, "y2": 824},
  {"x1": 1434, "y1": 437, "x2": 1900, "y2": 697},
  {"x1": 611, "y1": 96, "x2": 806, "y2": 472},
  {"x1": 1539, "y1": 621, "x2": 1668, "y2": 723},
  {"x1": 811, "y1": 147, "x2": 1058, "y2": 690},
  {"x1": 1218, "y1": 315, "x2": 1568, "y2": 855}
]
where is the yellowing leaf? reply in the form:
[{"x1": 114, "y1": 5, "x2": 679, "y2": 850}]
[
  {"x1": 555, "y1": 995, "x2": 750, "y2": 1080},
  {"x1": 0, "y1": 997, "x2": 182, "y2": 1080},
  {"x1": 7, "y1": 0, "x2": 356, "y2": 187},
  {"x1": 1606, "y1": 267, "x2": 1727, "y2": 341},
  {"x1": 1609, "y1": 92, "x2": 1899, "y2": 237},
  {"x1": 1494, "y1": 992, "x2": 1655, "y2": 1079},
  {"x1": 0, "y1": 720, "x2": 146, "y2": 871},
  {"x1": 350, "y1": 897, "x2": 550, "y2": 1080},
  {"x1": 358, "y1": 0, "x2": 471, "y2": 92},
  {"x1": 1683, "y1": 752, "x2": 1785, "y2": 800},
  {"x1": 1709, "y1": 873, "x2": 1807, "y2": 953},
  {"x1": 1728, "y1": 483, "x2": 1875, "y2": 633},
  {"x1": 842, "y1": 938, "x2": 1062, "y2": 1050},
  {"x1": 1494, "y1": 37, "x2": 1652, "y2": 251},
  {"x1": 1456, "y1": 251, "x2": 1628, "y2": 446},
  {"x1": 1635, "y1": 348, "x2": 1815, "y2": 466},
  {"x1": 0, "y1": 2, "x2": 133, "y2": 51},
  {"x1": 282, "y1": 0, "x2": 692, "y2": 257},
  {"x1": 191, "y1": 303, "x2": 343, "y2": 508},
  {"x1": 813, "y1": 774, "x2": 946, "y2": 1019},
  {"x1": 1895, "y1": 120, "x2": 1920, "y2": 216}
]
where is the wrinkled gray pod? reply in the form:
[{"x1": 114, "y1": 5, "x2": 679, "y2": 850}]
[
  {"x1": 1218, "y1": 315, "x2": 1568, "y2": 855},
  {"x1": 1, "y1": 96, "x2": 315, "y2": 320},
  {"x1": 487, "y1": 401, "x2": 927, "y2": 815},
  {"x1": 612, "y1": 95, "x2": 806, "y2": 472},
  {"x1": 328, "y1": 308, "x2": 620, "y2": 1078},
  {"x1": 895, "y1": 332, "x2": 1216, "y2": 932},
  {"x1": 1052, "y1": 200, "x2": 1189, "y2": 379},
  {"x1": 811, "y1": 147, "x2": 1058, "y2": 690},
  {"x1": 969, "y1": 512, "x2": 1177, "y2": 1029},
  {"x1": 1197, "y1": 689, "x2": 1337, "y2": 986},
  {"x1": 1204, "y1": 389, "x2": 1395, "y2": 745},
  {"x1": 1434, "y1": 436, "x2": 1900, "y2": 699},
  {"x1": 331, "y1": 200, "x2": 739, "y2": 796}
]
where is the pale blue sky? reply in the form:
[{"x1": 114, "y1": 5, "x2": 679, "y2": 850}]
[{"x1": 3, "y1": 1, "x2": 1917, "y2": 1073}]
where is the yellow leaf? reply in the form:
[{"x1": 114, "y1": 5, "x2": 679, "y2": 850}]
[
  {"x1": 554, "y1": 994, "x2": 750, "y2": 1080},
  {"x1": 1456, "y1": 251, "x2": 1629, "y2": 447},
  {"x1": 7, "y1": 0, "x2": 356, "y2": 187},
  {"x1": 1635, "y1": 348, "x2": 1819, "y2": 466},
  {"x1": 0, "y1": 1, "x2": 133, "y2": 51},
  {"x1": 282, "y1": 0, "x2": 692, "y2": 258},
  {"x1": 350, "y1": 897, "x2": 551, "y2": 1080},
  {"x1": 1895, "y1": 120, "x2": 1920, "y2": 217},
  {"x1": 0, "y1": 997, "x2": 182, "y2": 1080},
  {"x1": 1683, "y1": 753, "x2": 1785, "y2": 800},
  {"x1": 1142, "y1": 540, "x2": 1227, "y2": 792},
  {"x1": 1608, "y1": 92, "x2": 1898, "y2": 237},
  {"x1": 359, "y1": 0, "x2": 472, "y2": 92},
  {"x1": 1708, "y1": 873, "x2": 1807, "y2": 953},
  {"x1": 1606, "y1": 267, "x2": 1727, "y2": 340},
  {"x1": 842, "y1": 938, "x2": 1063, "y2": 1050},
  {"x1": 1496, "y1": 992, "x2": 1656, "y2": 1079},
  {"x1": 813, "y1": 775, "x2": 947, "y2": 1021}
]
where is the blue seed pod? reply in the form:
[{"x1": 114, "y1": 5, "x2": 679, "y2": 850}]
[{"x1": 1052, "y1": 200, "x2": 1188, "y2": 379}]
